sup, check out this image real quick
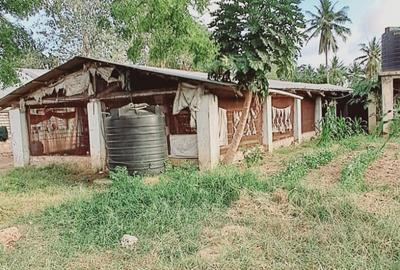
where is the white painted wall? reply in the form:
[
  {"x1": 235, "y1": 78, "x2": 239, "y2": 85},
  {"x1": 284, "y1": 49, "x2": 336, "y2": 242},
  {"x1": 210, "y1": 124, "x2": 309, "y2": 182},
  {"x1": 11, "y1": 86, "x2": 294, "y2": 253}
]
[
  {"x1": 294, "y1": 98, "x2": 302, "y2": 143},
  {"x1": 382, "y1": 76, "x2": 394, "y2": 134},
  {"x1": 197, "y1": 94, "x2": 219, "y2": 170},
  {"x1": 87, "y1": 99, "x2": 107, "y2": 171},
  {"x1": 262, "y1": 95, "x2": 273, "y2": 152},
  {"x1": 9, "y1": 108, "x2": 30, "y2": 167}
]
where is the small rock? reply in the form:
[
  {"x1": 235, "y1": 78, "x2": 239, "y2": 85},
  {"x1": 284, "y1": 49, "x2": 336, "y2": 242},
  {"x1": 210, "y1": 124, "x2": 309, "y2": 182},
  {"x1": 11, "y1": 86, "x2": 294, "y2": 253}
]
[
  {"x1": 0, "y1": 227, "x2": 21, "y2": 248},
  {"x1": 120, "y1": 234, "x2": 138, "y2": 249}
]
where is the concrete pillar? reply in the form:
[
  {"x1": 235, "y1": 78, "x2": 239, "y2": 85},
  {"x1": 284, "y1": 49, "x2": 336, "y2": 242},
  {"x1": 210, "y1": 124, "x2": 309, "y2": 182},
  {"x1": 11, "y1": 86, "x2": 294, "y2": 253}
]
[
  {"x1": 262, "y1": 95, "x2": 273, "y2": 152},
  {"x1": 197, "y1": 94, "x2": 219, "y2": 170},
  {"x1": 9, "y1": 108, "x2": 30, "y2": 167},
  {"x1": 315, "y1": 96, "x2": 323, "y2": 132},
  {"x1": 87, "y1": 99, "x2": 106, "y2": 171},
  {"x1": 368, "y1": 93, "x2": 377, "y2": 134},
  {"x1": 382, "y1": 76, "x2": 394, "y2": 134},
  {"x1": 294, "y1": 98, "x2": 302, "y2": 143}
]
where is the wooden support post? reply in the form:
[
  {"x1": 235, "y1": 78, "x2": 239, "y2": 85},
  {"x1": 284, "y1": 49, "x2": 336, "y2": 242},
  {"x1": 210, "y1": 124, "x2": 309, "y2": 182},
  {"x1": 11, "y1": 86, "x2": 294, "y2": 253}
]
[
  {"x1": 197, "y1": 94, "x2": 219, "y2": 170},
  {"x1": 9, "y1": 108, "x2": 30, "y2": 167},
  {"x1": 294, "y1": 98, "x2": 302, "y2": 143},
  {"x1": 87, "y1": 99, "x2": 107, "y2": 171},
  {"x1": 262, "y1": 95, "x2": 273, "y2": 152}
]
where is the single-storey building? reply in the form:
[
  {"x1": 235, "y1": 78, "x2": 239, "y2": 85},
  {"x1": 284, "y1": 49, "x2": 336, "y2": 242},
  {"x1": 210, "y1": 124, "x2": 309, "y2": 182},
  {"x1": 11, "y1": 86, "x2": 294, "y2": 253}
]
[{"x1": 0, "y1": 56, "x2": 351, "y2": 171}]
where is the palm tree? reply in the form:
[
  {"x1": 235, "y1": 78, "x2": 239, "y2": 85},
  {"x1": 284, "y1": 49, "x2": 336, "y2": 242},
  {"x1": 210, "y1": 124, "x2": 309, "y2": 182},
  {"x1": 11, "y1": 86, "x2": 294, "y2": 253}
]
[
  {"x1": 328, "y1": 56, "x2": 347, "y2": 86},
  {"x1": 305, "y1": 0, "x2": 352, "y2": 70},
  {"x1": 348, "y1": 61, "x2": 364, "y2": 86},
  {"x1": 356, "y1": 37, "x2": 381, "y2": 80}
]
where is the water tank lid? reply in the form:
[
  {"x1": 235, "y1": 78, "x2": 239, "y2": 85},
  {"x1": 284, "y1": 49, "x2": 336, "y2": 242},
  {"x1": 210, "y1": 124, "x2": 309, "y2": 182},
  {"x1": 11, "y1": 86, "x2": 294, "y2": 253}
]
[{"x1": 110, "y1": 103, "x2": 163, "y2": 119}]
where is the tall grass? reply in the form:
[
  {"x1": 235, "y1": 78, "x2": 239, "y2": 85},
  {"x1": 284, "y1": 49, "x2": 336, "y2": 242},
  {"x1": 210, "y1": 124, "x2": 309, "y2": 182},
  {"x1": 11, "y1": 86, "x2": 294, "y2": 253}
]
[
  {"x1": 318, "y1": 106, "x2": 365, "y2": 145},
  {"x1": 36, "y1": 147, "x2": 335, "y2": 252}
]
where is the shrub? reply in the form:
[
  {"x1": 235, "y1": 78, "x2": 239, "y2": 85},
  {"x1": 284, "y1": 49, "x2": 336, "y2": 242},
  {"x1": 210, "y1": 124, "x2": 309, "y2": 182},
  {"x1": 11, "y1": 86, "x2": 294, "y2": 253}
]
[
  {"x1": 318, "y1": 106, "x2": 365, "y2": 145},
  {"x1": 244, "y1": 145, "x2": 265, "y2": 166}
]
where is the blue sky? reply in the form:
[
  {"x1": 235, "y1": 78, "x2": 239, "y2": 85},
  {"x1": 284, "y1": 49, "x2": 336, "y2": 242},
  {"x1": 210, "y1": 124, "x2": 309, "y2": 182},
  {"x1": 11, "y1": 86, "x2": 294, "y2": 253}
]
[{"x1": 299, "y1": 0, "x2": 400, "y2": 66}]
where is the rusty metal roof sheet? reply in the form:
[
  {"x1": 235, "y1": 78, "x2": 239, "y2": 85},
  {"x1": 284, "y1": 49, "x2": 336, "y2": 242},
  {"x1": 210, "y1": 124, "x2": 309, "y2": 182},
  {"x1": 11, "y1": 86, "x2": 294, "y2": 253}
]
[{"x1": 0, "y1": 56, "x2": 352, "y2": 108}]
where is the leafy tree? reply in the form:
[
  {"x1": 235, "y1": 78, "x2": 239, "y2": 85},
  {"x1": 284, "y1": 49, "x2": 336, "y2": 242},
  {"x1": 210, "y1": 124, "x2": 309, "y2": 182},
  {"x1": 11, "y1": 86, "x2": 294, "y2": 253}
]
[
  {"x1": 0, "y1": 0, "x2": 40, "y2": 86},
  {"x1": 356, "y1": 37, "x2": 381, "y2": 80},
  {"x1": 328, "y1": 56, "x2": 347, "y2": 86},
  {"x1": 209, "y1": 0, "x2": 305, "y2": 164},
  {"x1": 111, "y1": 0, "x2": 217, "y2": 70},
  {"x1": 42, "y1": 0, "x2": 131, "y2": 62},
  {"x1": 305, "y1": 0, "x2": 351, "y2": 73}
]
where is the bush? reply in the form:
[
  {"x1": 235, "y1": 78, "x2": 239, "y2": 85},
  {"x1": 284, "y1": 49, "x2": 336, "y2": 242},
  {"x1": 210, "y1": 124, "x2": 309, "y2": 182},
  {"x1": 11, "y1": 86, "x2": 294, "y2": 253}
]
[
  {"x1": 244, "y1": 145, "x2": 265, "y2": 166},
  {"x1": 318, "y1": 106, "x2": 365, "y2": 145}
]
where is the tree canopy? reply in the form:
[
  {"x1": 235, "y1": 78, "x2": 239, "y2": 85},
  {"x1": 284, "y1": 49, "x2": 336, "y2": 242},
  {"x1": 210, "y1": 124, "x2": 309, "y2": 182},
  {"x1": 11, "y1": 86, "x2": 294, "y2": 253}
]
[
  {"x1": 356, "y1": 37, "x2": 381, "y2": 80},
  {"x1": 111, "y1": 0, "x2": 217, "y2": 70},
  {"x1": 42, "y1": 0, "x2": 131, "y2": 62},
  {"x1": 209, "y1": 0, "x2": 305, "y2": 96},
  {"x1": 0, "y1": 0, "x2": 41, "y2": 86}
]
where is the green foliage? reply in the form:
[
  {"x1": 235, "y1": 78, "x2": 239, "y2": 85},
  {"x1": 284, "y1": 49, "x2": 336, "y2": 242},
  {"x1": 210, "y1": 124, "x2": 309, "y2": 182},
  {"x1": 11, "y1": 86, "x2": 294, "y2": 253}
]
[
  {"x1": 39, "y1": 166, "x2": 260, "y2": 249},
  {"x1": 244, "y1": 145, "x2": 264, "y2": 166},
  {"x1": 340, "y1": 145, "x2": 383, "y2": 191},
  {"x1": 37, "y1": 145, "x2": 335, "y2": 251},
  {"x1": 209, "y1": 0, "x2": 305, "y2": 95},
  {"x1": 0, "y1": 126, "x2": 8, "y2": 141},
  {"x1": 318, "y1": 106, "x2": 365, "y2": 145},
  {"x1": 266, "y1": 149, "x2": 334, "y2": 191},
  {"x1": 111, "y1": 0, "x2": 216, "y2": 70},
  {"x1": 0, "y1": 0, "x2": 40, "y2": 85},
  {"x1": 282, "y1": 64, "x2": 327, "y2": 84},
  {"x1": 305, "y1": 0, "x2": 351, "y2": 67},
  {"x1": 0, "y1": 164, "x2": 83, "y2": 193},
  {"x1": 356, "y1": 37, "x2": 381, "y2": 80},
  {"x1": 328, "y1": 56, "x2": 347, "y2": 86}
]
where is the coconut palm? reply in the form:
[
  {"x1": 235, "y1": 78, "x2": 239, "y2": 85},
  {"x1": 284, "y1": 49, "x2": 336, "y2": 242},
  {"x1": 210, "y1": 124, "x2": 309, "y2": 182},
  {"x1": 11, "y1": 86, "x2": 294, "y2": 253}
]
[
  {"x1": 305, "y1": 0, "x2": 352, "y2": 69},
  {"x1": 348, "y1": 61, "x2": 364, "y2": 85},
  {"x1": 356, "y1": 37, "x2": 381, "y2": 80},
  {"x1": 328, "y1": 56, "x2": 347, "y2": 86}
]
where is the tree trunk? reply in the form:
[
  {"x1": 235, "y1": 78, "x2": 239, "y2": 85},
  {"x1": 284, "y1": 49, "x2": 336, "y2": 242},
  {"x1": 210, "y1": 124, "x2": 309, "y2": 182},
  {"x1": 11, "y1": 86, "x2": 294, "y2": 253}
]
[
  {"x1": 325, "y1": 49, "x2": 330, "y2": 84},
  {"x1": 222, "y1": 90, "x2": 253, "y2": 164}
]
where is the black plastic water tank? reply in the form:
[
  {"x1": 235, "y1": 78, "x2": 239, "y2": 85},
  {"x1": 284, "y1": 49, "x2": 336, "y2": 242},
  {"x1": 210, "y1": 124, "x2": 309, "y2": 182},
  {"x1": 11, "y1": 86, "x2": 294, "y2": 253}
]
[
  {"x1": 105, "y1": 104, "x2": 167, "y2": 175},
  {"x1": 382, "y1": 27, "x2": 400, "y2": 72}
]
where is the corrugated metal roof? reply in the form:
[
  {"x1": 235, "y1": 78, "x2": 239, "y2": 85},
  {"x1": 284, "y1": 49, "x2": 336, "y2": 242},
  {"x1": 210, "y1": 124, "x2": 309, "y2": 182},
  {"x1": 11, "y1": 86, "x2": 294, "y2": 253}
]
[
  {"x1": 0, "y1": 56, "x2": 351, "y2": 108},
  {"x1": 0, "y1": 68, "x2": 48, "y2": 100}
]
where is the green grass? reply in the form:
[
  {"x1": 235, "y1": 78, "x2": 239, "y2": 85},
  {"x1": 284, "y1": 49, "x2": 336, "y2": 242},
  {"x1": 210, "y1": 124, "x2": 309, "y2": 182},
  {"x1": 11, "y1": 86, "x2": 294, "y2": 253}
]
[
  {"x1": 340, "y1": 141, "x2": 387, "y2": 191},
  {"x1": 1, "y1": 136, "x2": 399, "y2": 269},
  {"x1": 30, "y1": 147, "x2": 335, "y2": 254},
  {"x1": 0, "y1": 164, "x2": 85, "y2": 193}
]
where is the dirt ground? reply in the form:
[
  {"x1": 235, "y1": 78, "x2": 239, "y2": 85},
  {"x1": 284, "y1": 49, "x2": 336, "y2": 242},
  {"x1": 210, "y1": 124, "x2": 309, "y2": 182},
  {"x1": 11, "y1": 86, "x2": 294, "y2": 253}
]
[
  {"x1": 0, "y1": 157, "x2": 12, "y2": 172},
  {"x1": 364, "y1": 142, "x2": 400, "y2": 188}
]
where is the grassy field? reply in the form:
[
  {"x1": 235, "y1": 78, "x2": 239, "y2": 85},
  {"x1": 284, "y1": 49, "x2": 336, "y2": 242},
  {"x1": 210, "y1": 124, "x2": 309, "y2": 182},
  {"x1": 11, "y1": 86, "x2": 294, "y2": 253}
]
[{"x1": 0, "y1": 135, "x2": 399, "y2": 269}]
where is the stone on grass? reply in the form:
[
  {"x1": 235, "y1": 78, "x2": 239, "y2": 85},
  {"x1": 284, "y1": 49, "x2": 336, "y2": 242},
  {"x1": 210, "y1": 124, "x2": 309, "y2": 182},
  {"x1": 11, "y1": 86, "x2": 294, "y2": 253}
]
[
  {"x1": 120, "y1": 234, "x2": 138, "y2": 249},
  {"x1": 0, "y1": 227, "x2": 21, "y2": 248}
]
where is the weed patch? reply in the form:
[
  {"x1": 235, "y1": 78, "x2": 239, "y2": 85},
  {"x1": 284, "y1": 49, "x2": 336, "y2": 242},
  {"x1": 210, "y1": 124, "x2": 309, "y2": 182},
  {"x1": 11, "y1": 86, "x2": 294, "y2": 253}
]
[
  {"x1": 340, "y1": 146, "x2": 384, "y2": 191},
  {"x1": 265, "y1": 149, "x2": 335, "y2": 191}
]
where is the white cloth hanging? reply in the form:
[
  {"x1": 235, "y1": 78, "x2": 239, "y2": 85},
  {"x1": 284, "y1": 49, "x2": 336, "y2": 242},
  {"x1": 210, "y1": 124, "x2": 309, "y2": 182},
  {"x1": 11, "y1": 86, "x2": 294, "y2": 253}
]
[
  {"x1": 172, "y1": 82, "x2": 204, "y2": 128},
  {"x1": 272, "y1": 106, "x2": 293, "y2": 133}
]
